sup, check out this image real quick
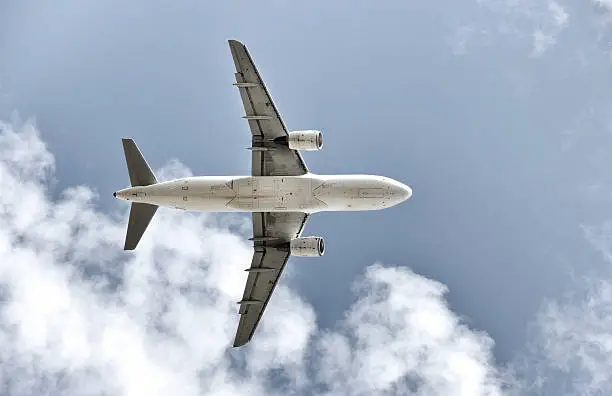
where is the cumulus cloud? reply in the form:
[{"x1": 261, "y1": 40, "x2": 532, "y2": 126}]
[
  {"x1": 314, "y1": 265, "x2": 503, "y2": 395},
  {"x1": 5, "y1": 117, "x2": 612, "y2": 395},
  {"x1": 0, "y1": 119, "x2": 505, "y2": 395}
]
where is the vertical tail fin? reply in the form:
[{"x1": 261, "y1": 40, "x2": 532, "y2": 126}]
[{"x1": 121, "y1": 138, "x2": 158, "y2": 250}]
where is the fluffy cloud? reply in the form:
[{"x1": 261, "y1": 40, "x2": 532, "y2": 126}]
[
  {"x1": 4, "y1": 118, "x2": 612, "y2": 395},
  {"x1": 0, "y1": 119, "x2": 504, "y2": 395},
  {"x1": 533, "y1": 273, "x2": 612, "y2": 394}
]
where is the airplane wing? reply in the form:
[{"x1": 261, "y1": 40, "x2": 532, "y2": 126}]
[
  {"x1": 228, "y1": 39, "x2": 308, "y2": 176},
  {"x1": 234, "y1": 211, "x2": 309, "y2": 347}
]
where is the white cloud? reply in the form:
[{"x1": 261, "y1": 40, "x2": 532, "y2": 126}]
[
  {"x1": 595, "y1": 0, "x2": 612, "y2": 13},
  {"x1": 549, "y1": 0, "x2": 569, "y2": 27},
  {"x1": 447, "y1": 25, "x2": 493, "y2": 55},
  {"x1": 450, "y1": 0, "x2": 569, "y2": 57},
  {"x1": 531, "y1": 30, "x2": 557, "y2": 56},
  {"x1": 529, "y1": 1, "x2": 569, "y2": 56},
  {"x1": 5, "y1": 117, "x2": 612, "y2": 395},
  {"x1": 314, "y1": 265, "x2": 503, "y2": 395},
  {"x1": 506, "y1": 221, "x2": 612, "y2": 395},
  {"x1": 0, "y1": 119, "x2": 504, "y2": 395},
  {"x1": 510, "y1": 279, "x2": 612, "y2": 395}
]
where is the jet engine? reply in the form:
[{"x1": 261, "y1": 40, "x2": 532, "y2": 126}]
[
  {"x1": 287, "y1": 130, "x2": 323, "y2": 151},
  {"x1": 290, "y1": 236, "x2": 325, "y2": 256}
]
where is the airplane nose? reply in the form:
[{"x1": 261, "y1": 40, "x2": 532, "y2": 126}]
[
  {"x1": 113, "y1": 192, "x2": 117, "y2": 197},
  {"x1": 396, "y1": 183, "x2": 412, "y2": 201},
  {"x1": 401, "y1": 184, "x2": 412, "y2": 201},
  {"x1": 388, "y1": 180, "x2": 411, "y2": 202}
]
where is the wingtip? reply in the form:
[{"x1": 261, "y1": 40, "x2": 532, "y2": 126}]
[
  {"x1": 123, "y1": 239, "x2": 137, "y2": 250},
  {"x1": 233, "y1": 332, "x2": 251, "y2": 348},
  {"x1": 228, "y1": 39, "x2": 244, "y2": 48},
  {"x1": 233, "y1": 340, "x2": 246, "y2": 348}
]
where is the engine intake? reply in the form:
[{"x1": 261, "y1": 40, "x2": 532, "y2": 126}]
[
  {"x1": 290, "y1": 236, "x2": 325, "y2": 257},
  {"x1": 287, "y1": 130, "x2": 323, "y2": 151}
]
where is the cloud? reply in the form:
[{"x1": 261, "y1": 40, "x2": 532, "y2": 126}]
[
  {"x1": 591, "y1": 0, "x2": 612, "y2": 58},
  {"x1": 449, "y1": 0, "x2": 569, "y2": 57},
  {"x1": 594, "y1": 0, "x2": 612, "y2": 15},
  {"x1": 0, "y1": 119, "x2": 504, "y2": 395},
  {"x1": 5, "y1": 117, "x2": 612, "y2": 395},
  {"x1": 447, "y1": 25, "x2": 493, "y2": 55},
  {"x1": 505, "y1": 221, "x2": 612, "y2": 396},
  {"x1": 314, "y1": 265, "x2": 503, "y2": 395},
  {"x1": 531, "y1": 30, "x2": 556, "y2": 57},
  {"x1": 529, "y1": 1, "x2": 569, "y2": 57}
]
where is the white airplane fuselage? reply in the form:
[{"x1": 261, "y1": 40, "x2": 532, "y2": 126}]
[{"x1": 115, "y1": 174, "x2": 412, "y2": 213}]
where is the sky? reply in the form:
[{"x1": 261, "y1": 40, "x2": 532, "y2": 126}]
[{"x1": 1, "y1": 1, "x2": 612, "y2": 395}]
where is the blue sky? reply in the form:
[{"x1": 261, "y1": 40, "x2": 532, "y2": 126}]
[{"x1": 1, "y1": 1, "x2": 612, "y2": 395}]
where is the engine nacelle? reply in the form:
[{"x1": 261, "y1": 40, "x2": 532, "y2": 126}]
[
  {"x1": 288, "y1": 130, "x2": 323, "y2": 151},
  {"x1": 290, "y1": 236, "x2": 325, "y2": 257}
]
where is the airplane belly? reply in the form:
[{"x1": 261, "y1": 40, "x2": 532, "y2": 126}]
[
  {"x1": 138, "y1": 177, "x2": 240, "y2": 212},
  {"x1": 226, "y1": 176, "x2": 324, "y2": 212},
  {"x1": 312, "y1": 176, "x2": 395, "y2": 211},
  {"x1": 118, "y1": 174, "x2": 409, "y2": 213}
]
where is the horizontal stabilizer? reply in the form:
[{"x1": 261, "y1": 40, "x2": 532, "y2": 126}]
[
  {"x1": 124, "y1": 202, "x2": 158, "y2": 250},
  {"x1": 122, "y1": 138, "x2": 157, "y2": 187}
]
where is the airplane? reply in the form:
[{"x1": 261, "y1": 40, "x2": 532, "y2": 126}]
[{"x1": 114, "y1": 40, "x2": 412, "y2": 347}]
